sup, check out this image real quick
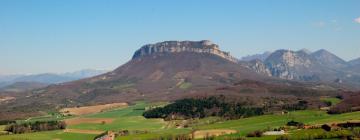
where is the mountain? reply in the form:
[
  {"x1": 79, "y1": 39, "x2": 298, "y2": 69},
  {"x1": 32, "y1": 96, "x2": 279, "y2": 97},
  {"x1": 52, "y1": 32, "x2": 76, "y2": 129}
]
[
  {"x1": 245, "y1": 49, "x2": 360, "y2": 88},
  {"x1": 0, "y1": 75, "x2": 23, "y2": 88},
  {"x1": 0, "y1": 69, "x2": 108, "y2": 88},
  {"x1": 240, "y1": 51, "x2": 272, "y2": 61},
  {"x1": 311, "y1": 49, "x2": 348, "y2": 69},
  {"x1": 349, "y1": 58, "x2": 360, "y2": 66},
  {"x1": 0, "y1": 82, "x2": 48, "y2": 92},
  {"x1": 0, "y1": 41, "x2": 358, "y2": 120},
  {"x1": 13, "y1": 73, "x2": 77, "y2": 84},
  {"x1": 62, "y1": 69, "x2": 109, "y2": 78},
  {"x1": 37, "y1": 40, "x2": 265, "y2": 103},
  {"x1": 0, "y1": 40, "x2": 276, "y2": 120},
  {"x1": 297, "y1": 48, "x2": 312, "y2": 54},
  {"x1": 347, "y1": 58, "x2": 360, "y2": 73},
  {"x1": 263, "y1": 49, "x2": 323, "y2": 81}
]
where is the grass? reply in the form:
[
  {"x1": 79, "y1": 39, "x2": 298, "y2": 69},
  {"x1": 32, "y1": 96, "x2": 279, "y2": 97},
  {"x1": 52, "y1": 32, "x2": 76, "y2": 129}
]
[
  {"x1": 16, "y1": 112, "x2": 73, "y2": 124},
  {"x1": 179, "y1": 82, "x2": 192, "y2": 89},
  {"x1": 113, "y1": 83, "x2": 134, "y2": 90},
  {"x1": 68, "y1": 116, "x2": 165, "y2": 131},
  {"x1": 1, "y1": 102, "x2": 360, "y2": 140},
  {"x1": 320, "y1": 97, "x2": 342, "y2": 106},
  {"x1": 0, "y1": 125, "x2": 7, "y2": 135},
  {"x1": 0, "y1": 125, "x2": 5, "y2": 131},
  {"x1": 194, "y1": 110, "x2": 360, "y2": 136},
  {"x1": 0, "y1": 130, "x2": 96, "y2": 140}
]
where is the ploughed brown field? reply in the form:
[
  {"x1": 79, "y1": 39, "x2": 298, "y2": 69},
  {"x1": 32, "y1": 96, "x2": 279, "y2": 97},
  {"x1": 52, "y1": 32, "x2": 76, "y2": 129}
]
[
  {"x1": 191, "y1": 129, "x2": 237, "y2": 139},
  {"x1": 0, "y1": 96, "x2": 15, "y2": 103},
  {"x1": 60, "y1": 102, "x2": 128, "y2": 116}
]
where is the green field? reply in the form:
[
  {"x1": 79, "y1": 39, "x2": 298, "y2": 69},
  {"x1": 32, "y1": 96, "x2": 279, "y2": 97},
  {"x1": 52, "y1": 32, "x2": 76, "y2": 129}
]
[
  {"x1": 179, "y1": 82, "x2": 192, "y2": 89},
  {"x1": 0, "y1": 130, "x2": 96, "y2": 140},
  {"x1": 320, "y1": 97, "x2": 342, "y2": 106},
  {"x1": 0, "y1": 125, "x2": 5, "y2": 131},
  {"x1": 1, "y1": 101, "x2": 360, "y2": 140}
]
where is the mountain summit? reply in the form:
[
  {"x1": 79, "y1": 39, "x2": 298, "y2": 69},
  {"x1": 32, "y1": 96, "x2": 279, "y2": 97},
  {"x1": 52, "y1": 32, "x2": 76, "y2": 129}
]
[
  {"x1": 311, "y1": 49, "x2": 347, "y2": 68},
  {"x1": 132, "y1": 40, "x2": 238, "y2": 62}
]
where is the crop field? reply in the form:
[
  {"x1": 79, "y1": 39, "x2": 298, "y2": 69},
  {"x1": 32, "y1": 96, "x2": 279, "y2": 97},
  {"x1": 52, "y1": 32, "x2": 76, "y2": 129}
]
[
  {"x1": 60, "y1": 102, "x2": 128, "y2": 116},
  {"x1": 320, "y1": 97, "x2": 342, "y2": 106},
  {"x1": 0, "y1": 130, "x2": 96, "y2": 140},
  {"x1": 196, "y1": 110, "x2": 360, "y2": 135},
  {"x1": 1, "y1": 101, "x2": 360, "y2": 140},
  {"x1": 0, "y1": 125, "x2": 5, "y2": 130}
]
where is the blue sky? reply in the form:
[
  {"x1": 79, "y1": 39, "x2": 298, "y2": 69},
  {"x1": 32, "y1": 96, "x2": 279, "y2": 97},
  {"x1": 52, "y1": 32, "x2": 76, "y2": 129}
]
[{"x1": 1, "y1": 0, "x2": 360, "y2": 74}]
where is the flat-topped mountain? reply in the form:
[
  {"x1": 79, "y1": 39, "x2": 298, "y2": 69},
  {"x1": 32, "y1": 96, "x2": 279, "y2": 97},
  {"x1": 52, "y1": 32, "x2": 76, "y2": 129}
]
[
  {"x1": 0, "y1": 40, "x2": 269, "y2": 120},
  {"x1": 132, "y1": 40, "x2": 238, "y2": 62}
]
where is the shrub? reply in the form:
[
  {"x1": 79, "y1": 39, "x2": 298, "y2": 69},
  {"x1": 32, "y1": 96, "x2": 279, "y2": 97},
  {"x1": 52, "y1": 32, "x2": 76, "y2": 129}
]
[
  {"x1": 286, "y1": 120, "x2": 304, "y2": 128},
  {"x1": 276, "y1": 135, "x2": 290, "y2": 140},
  {"x1": 246, "y1": 130, "x2": 263, "y2": 137},
  {"x1": 321, "y1": 124, "x2": 332, "y2": 132},
  {"x1": 4, "y1": 121, "x2": 66, "y2": 134}
]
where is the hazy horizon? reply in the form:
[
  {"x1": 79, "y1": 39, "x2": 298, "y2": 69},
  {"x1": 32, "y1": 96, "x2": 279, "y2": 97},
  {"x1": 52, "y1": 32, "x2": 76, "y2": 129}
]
[{"x1": 1, "y1": 0, "x2": 360, "y2": 75}]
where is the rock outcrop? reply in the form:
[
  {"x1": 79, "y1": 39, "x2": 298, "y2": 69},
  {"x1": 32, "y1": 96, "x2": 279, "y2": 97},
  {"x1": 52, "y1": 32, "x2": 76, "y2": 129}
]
[
  {"x1": 132, "y1": 40, "x2": 238, "y2": 63},
  {"x1": 247, "y1": 59, "x2": 272, "y2": 76}
]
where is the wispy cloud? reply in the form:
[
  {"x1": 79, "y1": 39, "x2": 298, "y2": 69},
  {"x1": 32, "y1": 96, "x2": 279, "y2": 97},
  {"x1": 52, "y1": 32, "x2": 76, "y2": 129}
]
[
  {"x1": 313, "y1": 21, "x2": 326, "y2": 27},
  {"x1": 355, "y1": 17, "x2": 360, "y2": 24},
  {"x1": 313, "y1": 19, "x2": 343, "y2": 31}
]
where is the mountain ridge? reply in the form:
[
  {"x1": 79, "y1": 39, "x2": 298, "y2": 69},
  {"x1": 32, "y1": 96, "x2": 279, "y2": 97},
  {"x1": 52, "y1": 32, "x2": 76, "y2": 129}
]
[{"x1": 0, "y1": 40, "x2": 359, "y2": 120}]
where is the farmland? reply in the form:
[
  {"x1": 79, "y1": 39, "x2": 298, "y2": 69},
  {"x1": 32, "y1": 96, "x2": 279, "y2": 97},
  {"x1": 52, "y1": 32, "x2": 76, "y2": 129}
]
[
  {"x1": 60, "y1": 102, "x2": 128, "y2": 116},
  {"x1": 0, "y1": 101, "x2": 359, "y2": 140}
]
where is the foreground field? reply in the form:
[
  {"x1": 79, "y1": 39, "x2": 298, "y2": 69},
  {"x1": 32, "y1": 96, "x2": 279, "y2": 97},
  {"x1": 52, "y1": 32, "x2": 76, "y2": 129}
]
[
  {"x1": 0, "y1": 101, "x2": 360, "y2": 140},
  {"x1": 60, "y1": 102, "x2": 128, "y2": 116}
]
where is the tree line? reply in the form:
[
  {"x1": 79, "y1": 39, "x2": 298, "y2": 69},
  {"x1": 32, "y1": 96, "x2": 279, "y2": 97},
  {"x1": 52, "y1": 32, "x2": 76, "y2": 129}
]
[
  {"x1": 5, "y1": 121, "x2": 66, "y2": 134},
  {"x1": 143, "y1": 96, "x2": 264, "y2": 120}
]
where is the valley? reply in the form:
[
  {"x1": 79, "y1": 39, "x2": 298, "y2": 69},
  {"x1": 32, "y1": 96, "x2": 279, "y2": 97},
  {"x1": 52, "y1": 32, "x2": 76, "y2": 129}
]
[
  {"x1": 0, "y1": 100, "x2": 359, "y2": 140},
  {"x1": 0, "y1": 41, "x2": 359, "y2": 140},
  {"x1": 2, "y1": 1, "x2": 360, "y2": 139}
]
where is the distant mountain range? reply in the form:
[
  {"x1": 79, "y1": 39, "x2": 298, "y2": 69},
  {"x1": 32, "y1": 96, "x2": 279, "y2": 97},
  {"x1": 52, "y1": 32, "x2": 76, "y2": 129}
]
[{"x1": 0, "y1": 69, "x2": 108, "y2": 91}]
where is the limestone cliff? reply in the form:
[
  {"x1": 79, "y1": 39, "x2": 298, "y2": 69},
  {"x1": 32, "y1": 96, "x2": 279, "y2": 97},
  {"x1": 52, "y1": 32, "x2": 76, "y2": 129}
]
[{"x1": 132, "y1": 40, "x2": 238, "y2": 63}]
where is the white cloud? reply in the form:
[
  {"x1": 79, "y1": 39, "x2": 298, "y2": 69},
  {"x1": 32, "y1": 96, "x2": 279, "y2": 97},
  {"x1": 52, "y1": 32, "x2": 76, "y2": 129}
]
[
  {"x1": 355, "y1": 17, "x2": 360, "y2": 24},
  {"x1": 314, "y1": 21, "x2": 326, "y2": 27}
]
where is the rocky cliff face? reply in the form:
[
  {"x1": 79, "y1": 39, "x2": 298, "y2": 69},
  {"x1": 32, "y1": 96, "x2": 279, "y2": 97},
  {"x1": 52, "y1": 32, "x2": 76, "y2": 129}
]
[
  {"x1": 247, "y1": 59, "x2": 272, "y2": 76},
  {"x1": 244, "y1": 50, "x2": 325, "y2": 81},
  {"x1": 264, "y1": 50, "x2": 317, "y2": 80},
  {"x1": 132, "y1": 40, "x2": 238, "y2": 62}
]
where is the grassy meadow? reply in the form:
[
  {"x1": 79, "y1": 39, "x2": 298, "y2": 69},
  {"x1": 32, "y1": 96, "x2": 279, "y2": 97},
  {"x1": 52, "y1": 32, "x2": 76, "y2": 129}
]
[{"x1": 0, "y1": 100, "x2": 359, "y2": 140}]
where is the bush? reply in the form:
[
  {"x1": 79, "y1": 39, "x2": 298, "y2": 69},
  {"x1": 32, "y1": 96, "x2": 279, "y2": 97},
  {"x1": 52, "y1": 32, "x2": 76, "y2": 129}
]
[
  {"x1": 321, "y1": 124, "x2": 332, "y2": 132},
  {"x1": 246, "y1": 130, "x2": 263, "y2": 137},
  {"x1": 0, "y1": 120, "x2": 16, "y2": 125},
  {"x1": 286, "y1": 120, "x2": 304, "y2": 128},
  {"x1": 276, "y1": 135, "x2": 290, "y2": 140},
  {"x1": 5, "y1": 121, "x2": 66, "y2": 134}
]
